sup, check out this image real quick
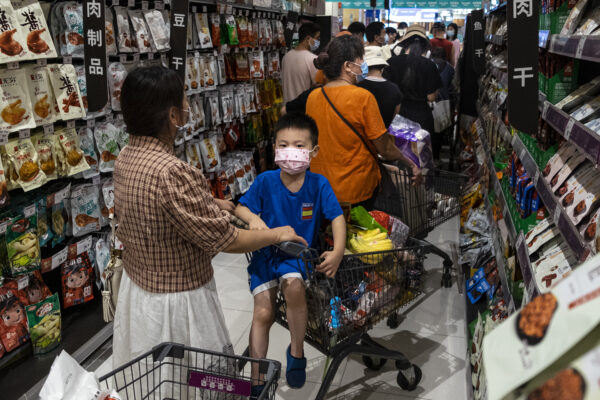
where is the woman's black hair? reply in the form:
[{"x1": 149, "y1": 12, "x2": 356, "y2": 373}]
[
  {"x1": 120, "y1": 66, "x2": 185, "y2": 138},
  {"x1": 448, "y1": 23, "x2": 459, "y2": 33},
  {"x1": 404, "y1": 39, "x2": 430, "y2": 57},
  {"x1": 274, "y1": 113, "x2": 319, "y2": 145},
  {"x1": 385, "y1": 27, "x2": 397, "y2": 35},
  {"x1": 314, "y1": 35, "x2": 364, "y2": 80},
  {"x1": 348, "y1": 22, "x2": 366, "y2": 36},
  {"x1": 366, "y1": 21, "x2": 385, "y2": 42}
]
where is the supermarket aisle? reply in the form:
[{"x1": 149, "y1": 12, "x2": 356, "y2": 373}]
[{"x1": 95, "y1": 218, "x2": 466, "y2": 399}]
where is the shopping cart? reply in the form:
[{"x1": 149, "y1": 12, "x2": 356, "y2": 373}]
[
  {"x1": 239, "y1": 239, "x2": 435, "y2": 399},
  {"x1": 98, "y1": 342, "x2": 281, "y2": 399},
  {"x1": 375, "y1": 163, "x2": 469, "y2": 287}
]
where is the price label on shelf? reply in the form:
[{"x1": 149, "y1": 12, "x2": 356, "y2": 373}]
[
  {"x1": 0, "y1": 131, "x2": 9, "y2": 145},
  {"x1": 67, "y1": 120, "x2": 75, "y2": 129},
  {"x1": 119, "y1": 54, "x2": 127, "y2": 63},
  {"x1": 43, "y1": 124, "x2": 54, "y2": 135},
  {"x1": 155, "y1": 1, "x2": 164, "y2": 10},
  {"x1": 133, "y1": 53, "x2": 140, "y2": 62},
  {"x1": 128, "y1": 0, "x2": 134, "y2": 7},
  {"x1": 148, "y1": 52, "x2": 154, "y2": 60},
  {"x1": 141, "y1": 1, "x2": 148, "y2": 10},
  {"x1": 554, "y1": 206, "x2": 561, "y2": 225},
  {"x1": 7, "y1": 61, "x2": 19, "y2": 70},
  {"x1": 36, "y1": 58, "x2": 47, "y2": 67},
  {"x1": 23, "y1": 204, "x2": 36, "y2": 218},
  {"x1": 77, "y1": 236, "x2": 93, "y2": 255},
  {"x1": 542, "y1": 102, "x2": 549, "y2": 119},
  {"x1": 87, "y1": 119, "x2": 95, "y2": 128},
  {"x1": 575, "y1": 38, "x2": 587, "y2": 59},
  {"x1": 92, "y1": 175, "x2": 101, "y2": 185},
  {"x1": 63, "y1": 55, "x2": 72, "y2": 64},
  {"x1": 51, "y1": 248, "x2": 68, "y2": 270},
  {"x1": 17, "y1": 275, "x2": 29, "y2": 290},
  {"x1": 19, "y1": 129, "x2": 30, "y2": 140},
  {"x1": 564, "y1": 118, "x2": 576, "y2": 141}
]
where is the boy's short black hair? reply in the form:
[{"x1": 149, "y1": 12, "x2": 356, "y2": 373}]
[
  {"x1": 366, "y1": 22, "x2": 385, "y2": 42},
  {"x1": 348, "y1": 22, "x2": 366, "y2": 36},
  {"x1": 274, "y1": 113, "x2": 318, "y2": 145},
  {"x1": 298, "y1": 22, "x2": 321, "y2": 43}
]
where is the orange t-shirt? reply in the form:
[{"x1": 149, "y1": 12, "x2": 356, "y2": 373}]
[{"x1": 306, "y1": 85, "x2": 387, "y2": 204}]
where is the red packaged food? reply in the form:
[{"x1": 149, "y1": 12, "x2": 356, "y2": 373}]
[
  {"x1": 3, "y1": 270, "x2": 52, "y2": 306},
  {"x1": 210, "y1": 14, "x2": 221, "y2": 47},
  {"x1": 0, "y1": 287, "x2": 29, "y2": 353},
  {"x1": 61, "y1": 252, "x2": 94, "y2": 308},
  {"x1": 369, "y1": 210, "x2": 391, "y2": 231}
]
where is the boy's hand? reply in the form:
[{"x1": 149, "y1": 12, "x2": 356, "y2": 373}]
[
  {"x1": 317, "y1": 250, "x2": 344, "y2": 278},
  {"x1": 215, "y1": 199, "x2": 236, "y2": 214},
  {"x1": 249, "y1": 218, "x2": 269, "y2": 231}
]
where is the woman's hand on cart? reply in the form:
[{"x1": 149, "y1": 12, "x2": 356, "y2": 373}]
[
  {"x1": 273, "y1": 226, "x2": 308, "y2": 247},
  {"x1": 317, "y1": 249, "x2": 344, "y2": 277},
  {"x1": 215, "y1": 199, "x2": 236, "y2": 214}
]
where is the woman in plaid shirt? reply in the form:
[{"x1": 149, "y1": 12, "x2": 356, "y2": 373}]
[{"x1": 112, "y1": 67, "x2": 305, "y2": 373}]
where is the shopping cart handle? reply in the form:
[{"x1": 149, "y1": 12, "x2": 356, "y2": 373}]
[{"x1": 276, "y1": 241, "x2": 316, "y2": 259}]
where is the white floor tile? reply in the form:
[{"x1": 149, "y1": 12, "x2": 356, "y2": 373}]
[{"x1": 213, "y1": 265, "x2": 254, "y2": 312}]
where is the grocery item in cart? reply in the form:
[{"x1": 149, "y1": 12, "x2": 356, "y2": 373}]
[
  {"x1": 0, "y1": 286, "x2": 29, "y2": 353},
  {"x1": 5, "y1": 137, "x2": 47, "y2": 191},
  {"x1": 26, "y1": 65, "x2": 58, "y2": 126},
  {"x1": 60, "y1": 250, "x2": 94, "y2": 308},
  {"x1": 0, "y1": 68, "x2": 35, "y2": 132},
  {"x1": 62, "y1": 1, "x2": 83, "y2": 57},
  {"x1": 26, "y1": 292, "x2": 61, "y2": 355},
  {"x1": 47, "y1": 63, "x2": 85, "y2": 120},
  {"x1": 11, "y1": 0, "x2": 56, "y2": 58},
  {"x1": 5, "y1": 209, "x2": 41, "y2": 276},
  {"x1": 388, "y1": 114, "x2": 434, "y2": 172},
  {"x1": 94, "y1": 122, "x2": 120, "y2": 172},
  {"x1": 0, "y1": 0, "x2": 28, "y2": 61},
  {"x1": 57, "y1": 127, "x2": 90, "y2": 176}
]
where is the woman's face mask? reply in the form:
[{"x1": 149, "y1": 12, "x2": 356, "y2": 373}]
[
  {"x1": 349, "y1": 61, "x2": 368, "y2": 82},
  {"x1": 447, "y1": 30, "x2": 455, "y2": 38}
]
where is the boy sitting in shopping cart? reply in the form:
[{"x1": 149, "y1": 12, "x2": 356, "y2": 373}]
[{"x1": 235, "y1": 113, "x2": 346, "y2": 394}]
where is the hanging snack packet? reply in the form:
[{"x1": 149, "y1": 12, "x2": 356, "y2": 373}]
[
  {"x1": 205, "y1": 56, "x2": 217, "y2": 90},
  {"x1": 95, "y1": 236, "x2": 110, "y2": 289},
  {"x1": 47, "y1": 64, "x2": 85, "y2": 120},
  {"x1": 107, "y1": 62, "x2": 127, "y2": 111},
  {"x1": 0, "y1": 287, "x2": 29, "y2": 352},
  {"x1": 26, "y1": 292, "x2": 60, "y2": 355},
  {"x1": 207, "y1": 93, "x2": 221, "y2": 126},
  {"x1": 192, "y1": 95, "x2": 206, "y2": 132},
  {"x1": 62, "y1": 1, "x2": 83, "y2": 57},
  {"x1": 32, "y1": 133, "x2": 57, "y2": 181},
  {"x1": 0, "y1": 155, "x2": 9, "y2": 208},
  {"x1": 250, "y1": 51, "x2": 264, "y2": 79},
  {"x1": 199, "y1": 134, "x2": 220, "y2": 172},
  {"x1": 128, "y1": 9, "x2": 151, "y2": 53},
  {"x1": 5, "y1": 209, "x2": 41, "y2": 276},
  {"x1": 186, "y1": 140, "x2": 203, "y2": 170},
  {"x1": 6, "y1": 138, "x2": 47, "y2": 191},
  {"x1": 186, "y1": 54, "x2": 200, "y2": 93},
  {"x1": 57, "y1": 127, "x2": 89, "y2": 176},
  {"x1": 236, "y1": 15, "x2": 248, "y2": 46},
  {"x1": 105, "y1": 7, "x2": 117, "y2": 55},
  {"x1": 48, "y1": 184, "x2": 69, "y2": 248},
  {"x1": 75, "y1": 65, "x2": 110, "y2": 119},
  {"x1": 217, "y1": 54, "x2": 227, "y2": 85},
  {"x1": 235, "y1": 53, "x2": 250, "y2": 81},
  {"x1": 0, "y1": 68, "x2": 35, "y2": 132},
  {"x1": 36, "y1": 196, "x2": 53, "y2": 247},
  {"x1": 221, "y1": 90, "x2": 234, "y2": 123},
  {"x1": 143, "y1": 9, "x2": 169, "y2": 52},
  {"x1": 0, "y1": 0, "x2": 28, "y2": 62},
  {"x1": 225, "y1": 15, "x2": 239, "y2": 45},
  {"x1": 210, "y1": 14, "x2": 221, "y2": 47},
  {"x1": 26, "y1": 65, "x2": 57, "y2": 126},
  {"x1": 70, "y1": 183, "x2": 101, "y2": 237},
  {"x1": 102, "y1": 178, "x2": 114, "y2": 217},
  {"x1": 78, "y1": 127, "x2": 98, "y2": 178},
  {"x1": 60, "y1": 250, "x2": 94, "y2": 308},
  {"x1": 268, "y1": 52, "x2": 280, "y2": 77},
  {"x1": 113, "y1": 118, "x2": 129, "y2": 149},
  {"x1": 5, "y1": 270, "x2": 51, "y2": 305},
  {"x1": 11, "y1": 0, "x2": 56, "y2": 58},
  {"x1": 195, "y1": 13, "x2": 212, "y2": 49},
  {"x1": 94, "y1": 122, "x2": 120, "y2": 172},
  {"x1": 114, "y1": 6, "x2": 134, "y2": 52}
]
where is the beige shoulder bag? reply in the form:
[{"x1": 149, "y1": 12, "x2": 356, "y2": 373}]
[{"x1": 102, "y1": 216, "x2": 123, "y2": 323}]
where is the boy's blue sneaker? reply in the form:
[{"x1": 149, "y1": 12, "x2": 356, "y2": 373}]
[
  {"x1": 251, "y1": 384, "x2": 265, "y2": 399},
  {"x1": 286, "y1": 345, "x2": 307, "y2": 388}
]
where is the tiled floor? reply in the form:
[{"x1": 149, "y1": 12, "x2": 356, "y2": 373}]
[{"x1": 95, "y1": 218, "x2": 467, "y2": 399}]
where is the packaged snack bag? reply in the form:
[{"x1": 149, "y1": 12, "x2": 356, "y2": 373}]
[
  {"x1": 225, "y1": 15, "x2": 239, "y2": 45},
  {"x1": 0, "y1": 68, "x2": 36, "y2": 132},
  {"x1": 47, "y1": 64, "x2": 85, "y2": 120},
  {"x1": 78, "y1": 127, "x2": 98, "y2": 179},
  {"x1": 105, "y1": 7, "x2": 117, "y2": 55},
  {"x1": 62, "y1": 1, "x2": 83, "y2": 57},
  {"x1": 114, "y1": 6, "x2": 134, "y2": 53},
  {"x1": 186, "y1": 140, "x2": 202, "y2": 171},
  {"x1": 60, "y1": 251, "x2": 94, "y2": 308},
  {"x1": 221, "y1": 90, "x2": 234, "y2": 123},
  {"x1": 102, "y1": 178, "x2": 114, "y2": 217},
  {"x1": 250, "y1": 51, "x2": 264, "y2": 79},
  {"x1": 5, "y1": 209, "x2": 41, "y2": 276},
  {"x1": 10, "y1": 0, "x2": 56, "y2": 58},
  {"x1": 0, "y1": 152, "x2": 9, "y2": 208},
  {"x1": 235, "y1": 53, "x2": 250, "y2": 81},
  {"x1": 205, "y1": 56, "x2": 217, "y2": 90},
  {"x1": 113, "y1": 118, "x2": 129, "y2": 149},
  {"x1": 94, "y1": 122, "x2": 120, "y2": 172},
  {"x1": 5, "y1": 137, "x2": 47, "y2": 191},
  {"x1": 199, "y1": 134, "x2": 220, "y2": 172},
  {"x1": 70, "y1": 183, "x2": 101, "y2": 237},
  {"x1": 32, "y1": 132, "x2": 57, "y2": 181},
  {"x1": 26, "y1": 65, "x2": 58, "y2": 126},
  {"x1": 26, "y1": 292, "x2": 60, "y2": 355},
  {"x1": 186, "y1": 54, "x2": 200, "y2": 93},
  {"x1": 195, "y1": 13, "x2": 212, "y2": 49},
  {"x1": 268, "y1": 52, "x2": 280, "y2": 77},
  {"x1": 5, "y1": 270, "x2": 51, "y2": 305},
  {"x1": 107, "y1": 62, "x2": 127, "y2": 111},
  {"x1": 0, "y1": 286, "x2": 29, "y2": 352},
  {"x1": 217, "y1": 54, "x2": 226, "y2": 85},
  {"x1": 128, "y1": 9, "x2": 151, "y2": 53},
  {"x1": 75, "y1": 66, "x2": 110, "y2": 119},
  {"x1": 57, "y1": 127, "x2": 90, "y2": 176},
  {"x1": 49, "y1": 2, "x2": 64, "y2": 55},
  {"x1": 0, "y1": 0, "x2": 28, "y2": 62},
  {"x1": 210, "y1": 14, "x2": 221, "y2": 47},
  {"x1": 36, "y1": 196, "x2": 53, "y2": 247},
  {"x1": 143, "y1": 9, "x2": 169, "y2": 51},
  {"x1": 48, "y1": 184, "x2": 69, "y2": 248}
]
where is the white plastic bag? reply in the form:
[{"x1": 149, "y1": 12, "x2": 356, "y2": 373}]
[
  {"x1": 39, "y1": 350, "x2": 102, "y2": 400},
  {"x1": 432, "y1": 99, "x2": 452, "y2": 133}
]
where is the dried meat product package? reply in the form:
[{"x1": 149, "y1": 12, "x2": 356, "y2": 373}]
[
  {"x1": 107, "y1": 62, "x2": 127, "y2": 111},
  {"x1": 62, "y1": 1, "x2": 83, "y2": 57},
  {"x1": 0, "y1": 286, "x2": 29, "y2": 353},
  {"x1": 70, "y1": 183, "x2": 101, "y2": 237},
  {"x1": 250, "y1": 51, "x2": 264, "y2": 80},
  {"x1": 128, "y1": 9, "x2": 151, "y2": 53},
  {"x1": 185, "y1": 54, "x2": 200, "y2": 93},
  {"x1": 25, "y1": 65, "x2": 57, "y2": 126},
  {"x1": 47, "y1": 63, "x2": 85, "y2": 120},
  {"x1": 5, "y1": 209, "x2": 41, "y2": 276},
  {"x1": 36, "y1": 195, "x2": 53, "y2": 248},
  {"x1": 0, "y1": 154, "x2": 9, "y2": 208},
  {"x1": 4, "y1": 270, "x2": 52, "y2": 305},
  {"x1": 113, "y1": 118, "x2": 129, "y2": 149},
  {"x1": 236, "y1": 15, "x2": 248, "y2": 46},
  {"x1": 143, "y1": 9, "x2": 170, "y2": 52},
  {"x1": 78, "y1": 127, "x2": 99, "y2": 179},
  {"x1": 210, "y1": 14, "x2": 221, "y2": 47},
  {"x1": 75, "y1": 65, "x2": 110, "y2": 120},
  {"x1": 0, "y1": 0, "x2": 28, "y2": 62},
  {"x1": 32, "y1": 132, "x2": 57, "y2": 181},
  {"x1": 0, "y1": 68, "x2": 35, "y2": 132},
  {"x1": 199, "y1": 133, "x2": 221, "y2": 173},
  {"x1": 49, "y1": 2, "x2": 66, "y2": 56},
  {"x1": 268, "y1": 52, "x2": 280, "y2": 77},
  {"x1": 94, "y1": 121, "x2": 120, "y2": 172},
  {"x1": 234, "y1": 52, "x2": 250, "y2": 81},
  {"x1": 5, "y1": 137, "x2": 47, "y2": 191},
  {"x1": 102, "y1": 178, "x2": 114, "y2": 218},
  {"x1": 10, "y1": 0, "x2": 56, "y2": 58},
  {"x1": 225, "y1": 15, "x2": 239, "y2": 45},
  {"x1": 194, "y1": 13, "x2": 212, "y2": 49},
  {"x1": 60, "y1": 250, "x2": 94, "y2": 308},
  {"x1": 114, "y1": 6, "x2": 134, "y2": 53},
  {"x1": 105, "y1": 7, "x2": 117, "y2": 55},
  {"x1": 57, "y1": 126, "x2": 90, "y2": 176},
  {"x1": 48, "y1": 184, "x2": 69, "y2": 248}
]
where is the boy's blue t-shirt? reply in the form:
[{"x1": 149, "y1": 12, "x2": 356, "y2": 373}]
[{"x1": 239, "y1": 170, "x2": 343, "y2": 248}]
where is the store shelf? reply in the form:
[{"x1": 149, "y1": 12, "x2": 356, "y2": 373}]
[
  {"x1": 540, "y1": 100, "x2": 600, "y2": 165},
  {"x1": 515, "y1": 233, "x2": 540, "y2": 300},
  {"x1": 485, "y1": 34, "x2": 505, "y2": 46},
  {"x1": 547, "y1": 35, "x2": 600, "y2": 63}
]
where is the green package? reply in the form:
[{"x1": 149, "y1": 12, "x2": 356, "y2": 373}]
[
  {"x1": 26, "y1": 293, "x2": 61, "y2": 355},
  {"x1": 350, "y1": 206, "x2": 388, "y2": 233},
  {"x1": 6, "y1": 209, "x2": 41, "y2": 276}
]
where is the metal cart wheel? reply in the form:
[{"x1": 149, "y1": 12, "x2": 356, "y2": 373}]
[
  {"x1": 396, "y1": 364, "x2": 422, "y2": 391},
  {"x1": 386, "y1": 312, "x2": 400, "y2": 329},
  {"x1": 362, "y1": 355, "x2": 388, "y2": 371}
]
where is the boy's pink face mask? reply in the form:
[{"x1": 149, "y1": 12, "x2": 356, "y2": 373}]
[{"x1": 275, "y1": 147, "x2": 315, "y2": 175}]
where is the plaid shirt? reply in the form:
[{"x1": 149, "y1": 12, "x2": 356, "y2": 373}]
[{"x1": 114, "y1": 135, "x2": 238, "y2": 293}]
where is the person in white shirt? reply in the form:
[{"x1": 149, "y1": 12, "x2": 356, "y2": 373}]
[{"x1": 281, "y1": 22, "x2": 321, "y2": 103}]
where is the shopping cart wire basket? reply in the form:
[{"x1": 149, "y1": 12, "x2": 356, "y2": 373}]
[{"x1": 99, "y1": 342, "x2": 281, "y2": 399}]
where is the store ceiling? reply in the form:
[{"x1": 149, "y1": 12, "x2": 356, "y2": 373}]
[{"x1": 335, "y1": 0, "x2": 482, "y2": 9}]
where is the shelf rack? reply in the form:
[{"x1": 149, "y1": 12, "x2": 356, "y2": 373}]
[{"x1": 546, "y1": 35, "x2": 600, "y2": 63}]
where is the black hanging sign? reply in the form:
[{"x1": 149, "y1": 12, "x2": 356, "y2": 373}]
[
  {"x1": 83, "y1": 0, "x2": 107, "y2": 113},
  {"x1": 169, "y1": 0, "x2": 190, "y2": 81},
  {"x1": 507, "y1": 0, "x2": 539, "y2": 136},
  {"x1": 471, "y1": 9, "x2": 485, "y2": 75},
  {"x1": 284, "y1": 11, "x2": 299, "y2": 50}
]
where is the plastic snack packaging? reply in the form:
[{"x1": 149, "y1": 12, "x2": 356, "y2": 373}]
[
  {"x1": 57, "y1": 127, "x2": 90, "y2": 176},
  {"x1": 47, "y1": 64, "x2": 86, "y2": 120},
  {"x1": 26, "y1": 65, "x2": 58, "y2": 126},
  {"x1": 26, "y1": 292, "x2": 61, "y2": 355},
  {"x1": 70, "y1": 183, "x2": 101, "y2": 237},
  {"x1": 11, "y1": 0, "x2": 56, "y2": 58},
  {"x1": 32, "y1": 132, "x2": 57, "y2": 181},
  {"x1": 268, "y1": 52, "x2": 280, "y2": 77},
  {"x1": 102, "y1": 178, "x2": 114, "y2": 217},
  {"x1": 62, "y1": 1, "x2": 84, "y2": 57},
  {"x1": 114, "y1": 6, "x2": 133, "y2": 52},
  {"x1": 199, "y1": 134, "x2": 221, "y2": 173},
  {"x1": 186, "y1": 140, "x2": 203, "y2": 171},
  {"x1": 210, "y1": 14, "x2": 221, "y2": 47},
  {"x1": 0, "y1": 0, "x2": 28, "y2": 62},
  {"x1": 560, "y1": 0, "x2": 590, "y2": 35},
  {"x1": 205, "y1": 56, "x2": 217, "y2": 91},
  {"x1": 3, "y1": 270, "x2": 51, "y2": 305},
  {"x1": 94, "y1": 122, "x2": 120, "y2": 172},
  {"x1": 36, "y1": 196, "x2": 53, "y2": 247},
  {"x1": 61, "y1": 250, "x2": 94, "y2": 308},
  {"x1": 143, "y1": 9, "x2": 169, "y2": 52},
  {"x1": 5, "y1": 208, "x2": 41, "y2": 276},
  {"x1": 128, "y1": 9, "x2": 151, "y2": 53},
  {"x1": 107, "y1": 62, "x2": 127, "y2": 112},
  {"x1": 0, "y1": 286, "x2": 29, "y2": 353},
  {"x1": 105, "y1": 7, "x2": 117, "y2": 55},
  {"x1": 6, "y1": 137, "x2": 47, "y2": 191},
  {"x1": 207, "y1": 93, "x2": 221, "y2": 126},
  {"x1": 236, "y1": 15, "x2": 248, "y2": 46},
  {"x1": 48, "y1": 184, "x2": 69, "y2": 248},
  {"x1": 49, "y1": 2, "x2": 65, "y2": 56},
  {"x1": 0, "y1": 68, "x2": 35, "y2": 132},
  {"x1": 75, "y1": 66, "x2": 110, "y2": 119},
  {"x1": 250, "y1": 51, "x2": 264, "y2": 79},
  {"x1": 186, "y1": 54, "x2": 200, "y2": 93},
  {"x1": 388, "y1": 114, "x2": 434, "y2": 173},
  {"x1": 194, "y1": 13, "x2": 212, "y2": 49},
  {"x1": 113, "y1": 118, "x2": 129, "y2": 149},
  {"x1": 0, "y1": 155, "x2": 9, "y2": 208},
  {"x1": 225, "y1": 15, "x2": 239, "y2": 45}
]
